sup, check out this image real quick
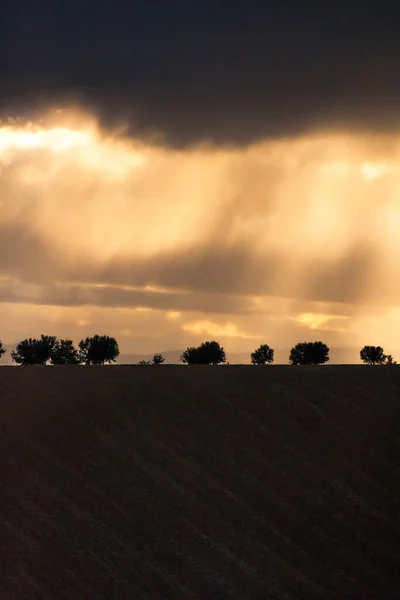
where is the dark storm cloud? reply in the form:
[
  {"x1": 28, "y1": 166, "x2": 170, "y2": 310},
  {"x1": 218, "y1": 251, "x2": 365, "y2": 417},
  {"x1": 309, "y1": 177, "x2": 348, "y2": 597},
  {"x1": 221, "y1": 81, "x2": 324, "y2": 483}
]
[
  {"x1": 0, "y1": 221, "x2": 388, "y2": 307},
  {"x1": 2, "y1": 1, "x2": 400, "y2": 145},
  {"x1": 92, "y1": 247, "x2": 285, "y2": 297},
  {"x1": 0, "y1": 276, "x2": 256, "y2": 315},
  {"x1": 67, "y1": 243, "x2": 388, "y2": 306},
  {"x1": 0, "y1": 226, "x2": 280, "y2": 298}
]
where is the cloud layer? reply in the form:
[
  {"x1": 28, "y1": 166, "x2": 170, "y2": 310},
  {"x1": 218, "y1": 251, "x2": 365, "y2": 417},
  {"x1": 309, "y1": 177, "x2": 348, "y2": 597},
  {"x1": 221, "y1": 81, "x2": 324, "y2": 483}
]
[
  {"x1": 3, "y1": 2, "x2": 400, "y2": 145},
  {"x1": 1, "y1": 108, "x2": 400, "y2": 357}
]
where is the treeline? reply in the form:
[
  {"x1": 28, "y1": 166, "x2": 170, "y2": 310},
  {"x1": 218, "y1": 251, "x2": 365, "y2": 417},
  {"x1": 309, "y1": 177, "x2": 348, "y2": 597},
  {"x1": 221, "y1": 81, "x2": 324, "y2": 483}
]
[
  {"x1": 0, "y1": 335, "x2": 119, "y2": 366},
  {"x1": 0, "y1": 336, "x2": 397, "y2": 366}
]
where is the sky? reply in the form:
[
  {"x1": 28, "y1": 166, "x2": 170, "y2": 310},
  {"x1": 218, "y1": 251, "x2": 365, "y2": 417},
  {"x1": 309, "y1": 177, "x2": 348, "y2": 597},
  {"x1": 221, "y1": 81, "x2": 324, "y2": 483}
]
[{"x1": 2, "y1": 1, "x2": 400, "y2": 362}]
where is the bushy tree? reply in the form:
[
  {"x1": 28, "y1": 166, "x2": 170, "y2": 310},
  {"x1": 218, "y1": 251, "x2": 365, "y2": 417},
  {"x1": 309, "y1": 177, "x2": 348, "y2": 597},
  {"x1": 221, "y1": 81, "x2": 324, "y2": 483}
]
[
  {"x1": 50, "y1": 340, "x2": 81, "y2": 365},
  {"x1": 152, "y1": 353, "x2": 165, "y2": 364},
  {"x1": 139, "y1": 353, "x2": 165, "y2": 365},
  {"x1": 78, "y1": 335, "x2": 119, "y2": 365},
  {"x1": 180, "y1": 347, "x2": 198, "y2": 364},
  {"x1": 11, "y1": 335, "x2": 57, "y2": 365},
  {"x1": 360, "y1": 345, "x2": 387, "y2": 365},
  {"x1": 180, "y1": 340, "x2": 226, "y2": 365},
  {"x1": 251, "y1": 344, "x2": 274, "y2": 365},
  {"x1": 0, "y1": 340, "x2": 6, "y2": 359},
  {"x1": 289, "y1": 341, "x2": 329, "y2": 365}
]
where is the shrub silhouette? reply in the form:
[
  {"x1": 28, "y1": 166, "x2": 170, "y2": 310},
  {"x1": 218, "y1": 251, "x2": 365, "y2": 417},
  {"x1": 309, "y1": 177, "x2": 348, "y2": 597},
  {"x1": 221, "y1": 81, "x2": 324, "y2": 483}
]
[
  {"x1": 11, "y1": 335, "x2": 57, "y2": 365},
  {"x1": 152, "y1": 353, "x2": 165, "y2": 364},
  {"x1": 384, "y1": 354, "x2": 397, "y2": 365},
  {"x1": 50, "y1": 340, "x2": 81, "y2": 365},
  {"x1": 78, "y1": 335, "x2": 119, "y2": 365},
  {"x1": 251, "y1": 344, "x2": 274, "y2": 365},
  {"x1": 181, "y1": 341, "x2": 226, "y2": 365},
  {"x1": 0, "y1": 340, "x2": 5, "y2": 359},
  {"x1": 139, "y1": 353, "x2": 165, "y2": 365},
  {"x1": 289, "y1": 341, "x2": 329, "y2": 365},
  {"x1": 360, "y1": 345, "x2": 387, "y2": 365}
]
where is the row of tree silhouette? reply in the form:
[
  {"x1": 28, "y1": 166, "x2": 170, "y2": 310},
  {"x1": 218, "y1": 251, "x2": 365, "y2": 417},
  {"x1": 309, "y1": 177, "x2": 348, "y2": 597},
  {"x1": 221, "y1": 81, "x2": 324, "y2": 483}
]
[
  {"x1": 0, "y1": 335, "x2": 119, "y2": 366},
  {"x1": 0, "y1": 336, "x2": 397, "y2": 366}
]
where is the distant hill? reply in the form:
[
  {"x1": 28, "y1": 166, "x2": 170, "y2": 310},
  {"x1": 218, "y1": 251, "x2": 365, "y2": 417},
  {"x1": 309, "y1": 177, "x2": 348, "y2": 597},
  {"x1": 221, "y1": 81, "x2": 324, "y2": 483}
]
[{"x1": 1, "y1": 365, "x2": 398, "y2": 598}]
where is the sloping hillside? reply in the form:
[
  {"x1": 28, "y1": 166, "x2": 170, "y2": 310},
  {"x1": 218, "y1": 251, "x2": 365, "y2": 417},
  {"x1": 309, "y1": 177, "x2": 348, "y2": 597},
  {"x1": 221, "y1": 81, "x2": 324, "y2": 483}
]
[{"x1": 1, "y1": 365, "x2": 399, "y2": 599}]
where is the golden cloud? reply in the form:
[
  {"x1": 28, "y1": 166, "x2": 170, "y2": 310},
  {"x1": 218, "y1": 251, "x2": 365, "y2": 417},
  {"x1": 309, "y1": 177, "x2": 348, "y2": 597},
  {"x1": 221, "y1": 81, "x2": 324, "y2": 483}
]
[
  {"x1": 182, "y1": 320, "x2": 258, "y2": 339},
  {"x1": 1, "y1": 107, "x2": 400, "y2": 356},
  {"x1": 291, "y1": 313, "x2": 350, "y2": 332}
]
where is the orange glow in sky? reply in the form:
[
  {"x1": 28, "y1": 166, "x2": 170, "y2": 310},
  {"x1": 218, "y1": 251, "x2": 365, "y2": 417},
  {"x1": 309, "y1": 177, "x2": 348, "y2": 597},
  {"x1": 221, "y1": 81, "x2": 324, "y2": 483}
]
[{"x1": 2, "y1": 108, "x2": 400, "y2": 360}]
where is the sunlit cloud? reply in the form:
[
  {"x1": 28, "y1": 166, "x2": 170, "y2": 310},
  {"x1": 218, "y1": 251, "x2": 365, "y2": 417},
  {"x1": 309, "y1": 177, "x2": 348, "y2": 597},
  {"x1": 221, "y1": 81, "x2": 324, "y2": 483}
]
[
  {"x1": 292, "y1": 313, "x2": 349, "y2": 331},
  {"x1": 2, "y1": 107, "x2": 400, "y2": 357},
  {"x1": 361, "y1": 162, "x2": 392, "y2": 180},
  {"x1": 182, "y1": 320, "x2": 260, "y2": 339},
  {"x1": 166, "y1": 311, "x2": 181, "y2": 320},
  {"x1": 121, "y1": 328, "x2": 134, "y2": 337}
]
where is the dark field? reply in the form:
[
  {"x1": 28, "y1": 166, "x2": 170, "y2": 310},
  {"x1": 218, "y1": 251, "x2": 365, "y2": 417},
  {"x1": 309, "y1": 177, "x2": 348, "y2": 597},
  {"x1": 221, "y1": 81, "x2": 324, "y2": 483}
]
[{"x1": 1, "y1": 365, "x2": 399, "y2": 599}]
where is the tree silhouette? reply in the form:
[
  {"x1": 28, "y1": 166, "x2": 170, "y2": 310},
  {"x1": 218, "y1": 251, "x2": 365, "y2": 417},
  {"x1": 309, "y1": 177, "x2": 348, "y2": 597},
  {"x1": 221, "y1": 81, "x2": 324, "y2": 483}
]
[
  {"x1": 180, "y1": 341, "x2": 226, "y2": 364},
  {"x1": 11, "y1": 335, "x2": 57, "y2": 365},
  {"x1": 289, "y1": 341, "x2": 329, "y2": 365},
  {"x1": 152, "y1": 353, "x2": 165, "y2": 364},
  {"x1": 0, "y1": 340, "x2": 6, "y2": 359},
  {"x1": 180, "y1": 347, "x2": 198, "y2": 364},
  {"x1": 251, "y1": 344, "x2": 274, "y2": 365},
  {"x1": 360, "y1": 345, "x2": 387, "y2": 365},
  {"x1": 139, "y1": 353, "x2": 165, "y2": 365},
  {"x1": 78, "y1": 335, "x2": 119, "y2": 365},
  {"x1": 50, "y1": 340, "x2": 81, "y2": 365}
]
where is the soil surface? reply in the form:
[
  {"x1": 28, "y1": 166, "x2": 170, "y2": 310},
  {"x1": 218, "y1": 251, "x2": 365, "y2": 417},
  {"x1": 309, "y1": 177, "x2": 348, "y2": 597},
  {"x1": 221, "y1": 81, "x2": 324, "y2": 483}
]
[{"x1": 1, "y1": 365, "x2": 399, "y2": 599}]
